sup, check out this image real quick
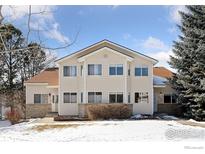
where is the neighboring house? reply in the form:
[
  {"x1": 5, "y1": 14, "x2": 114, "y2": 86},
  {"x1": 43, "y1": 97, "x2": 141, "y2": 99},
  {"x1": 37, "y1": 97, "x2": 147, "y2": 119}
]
[{"x1": 24, "y1": 40, "x2": 179, "y2": 118}]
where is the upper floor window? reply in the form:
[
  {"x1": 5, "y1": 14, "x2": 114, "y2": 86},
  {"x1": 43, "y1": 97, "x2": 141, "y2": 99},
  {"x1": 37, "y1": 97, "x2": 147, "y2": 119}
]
[
  {"x1": 109, "y1": 64, "x2": 123, "y2": 75},
  {"x1": 88, "y1": 64, "x2": 102, "y2": 75},
  {"x1": 135, "y1": 67, "x2": 148, "y2": 76},
  {"x1": 63, "y1": 66, "x2": 77, "y2": 77}
]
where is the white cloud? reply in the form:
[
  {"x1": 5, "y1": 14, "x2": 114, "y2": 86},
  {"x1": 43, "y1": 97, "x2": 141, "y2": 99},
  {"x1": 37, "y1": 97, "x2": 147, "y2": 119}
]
[
  {"x1": 44, "y1": 23, "x2": 70, "y2": 44},
  {"x1": 139, "y1": 36, "x2": 174, "y2": 71},
  {"x1": 168, "y1": 5, "x2": 187, "y2": 24},
  {"x1": 142, "y1": 36, "x2": 169, "y2": 51},
  {"x1": 2, "y1": 5, "x2": 69, "y2": 44}
]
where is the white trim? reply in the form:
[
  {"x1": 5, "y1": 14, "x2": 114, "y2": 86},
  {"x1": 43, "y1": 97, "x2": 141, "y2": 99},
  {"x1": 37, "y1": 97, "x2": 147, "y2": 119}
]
[
  {"x1": 108, "y1": 64, "x2": 124, "y2": 76},
  {"x1": 107, "y1": 41, "x2": 158, "y2": 64},
  {"x1": 77, "y1": 47, "x2": 133, "y2": 62},
  {"x1": 124, "y1": 61, "x2": 128, "y2": 103},
  {"x1": 83, "y1": 61, "x2": 87, "y2": 103},
  {"x1": 47, "y1": 86, "x2": 59, "y2": 88},
  {"x1": 56, "y1": 40, "x2": 158, "y2": 64},
  {"x1": 24, "y1": 83, "x2": 48, "y2": 86},
  {"x1": 153, "y1": 85, "x2": 166, "y2": 88}
]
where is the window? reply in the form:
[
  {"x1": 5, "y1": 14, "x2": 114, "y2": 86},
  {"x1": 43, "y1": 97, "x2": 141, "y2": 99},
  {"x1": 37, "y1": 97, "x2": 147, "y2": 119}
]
[
  {"x1": 109, "y1": 64, "x2": 123, "y2": 75},
  {"x1": 80, "y1": 65, "x2": 83, "y2": 76},
  {"x1": 64, "y1": 93, "x2": 77, "y2": 103},
  {"x1": 135, "y1": 93, "x2": 140, "y2": 103},
  {"x1": 164, "y1": 94, "x2": 176, "y2": 104},
  {"x1": 109, "y1": 93, "x2": 123, "y2": 103},
  {"x1": 128, "y1": 69, "x2": 130, "y2": 76},
  {"x1": 55, "y1": 95, "x2": 58, "y2": 103},
  {"x1": 142, "y1": 67, "x2": 148, "y2": 76},
  {"x1": 63, "y1": 66, "x2": 77, "y2": 77},
  {"x1": 128, "y1": 93, "x2": 130, "y2": 103},
  {"x1": 52, "y1": 95, "x2": 55, "y2": 103},
  {"x1": 81, "y1": 92, "x2": 83, "y2": 103},
  {"x1": 88, "y1": 92, "x2": 102, "y2": 103},
  {"x1": 34, "y1": 94, "x2": 48, "y2": 104},
  {"x1": 52, "y1": 95, "x2": 58, "y2": 103},
  {"x1": 88, "y1": 64, "x2": 102, "y2": 75},
  {"x1": 135, "y1": 67, "x2": 148, "y2": 76},
  {"x1": 135, "y1": 92, "x2": 148, "y2": 103},
  {"x1": 34, "y1": 94, "x2": 41, "y2": 103}
]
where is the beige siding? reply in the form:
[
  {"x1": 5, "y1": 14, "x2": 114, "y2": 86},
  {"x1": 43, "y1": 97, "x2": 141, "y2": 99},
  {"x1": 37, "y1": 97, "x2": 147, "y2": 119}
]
[
  {"x1": 58, "y1": 47, "x2": 154, "y2": 115},
  {"x1": 26, "y1": 84, "x2": 58, "y2": 104}
]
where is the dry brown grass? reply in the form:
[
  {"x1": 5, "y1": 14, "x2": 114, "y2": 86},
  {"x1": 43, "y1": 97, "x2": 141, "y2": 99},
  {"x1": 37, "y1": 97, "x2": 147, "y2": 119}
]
[
  {"x1": 87, "y1": 104, "x2": 132, "y2": 120},
  {"x1": 30, "y1": 124, "x2": 81, "y2": 132},
  {"x1": 178, "y1": 120, "x2": 205, "y2": 128}
]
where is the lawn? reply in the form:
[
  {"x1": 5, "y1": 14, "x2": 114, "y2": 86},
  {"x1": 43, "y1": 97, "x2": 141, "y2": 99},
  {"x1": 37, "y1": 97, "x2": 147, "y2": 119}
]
[{"x1": 0, "y1": 119, "x2": 204, "y2": 142}]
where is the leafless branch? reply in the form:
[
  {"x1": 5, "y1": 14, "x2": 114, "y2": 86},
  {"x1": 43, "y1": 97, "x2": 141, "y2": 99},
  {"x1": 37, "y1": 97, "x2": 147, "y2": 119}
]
[
  {"x1": 26, "y1": 5, "x2": 31, "y2": 43},
  {"x1": 0, "y1": 33, "x2": 7, "y2": 50},
  {"x1": 0, "y1": 5, "x2": 3, "y2": 24}
]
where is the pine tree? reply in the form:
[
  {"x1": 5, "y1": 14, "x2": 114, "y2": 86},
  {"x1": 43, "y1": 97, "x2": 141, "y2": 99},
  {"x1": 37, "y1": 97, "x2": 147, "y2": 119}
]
[{"x1": 169, "y1": 6, "x2": 205, "y2": 121}]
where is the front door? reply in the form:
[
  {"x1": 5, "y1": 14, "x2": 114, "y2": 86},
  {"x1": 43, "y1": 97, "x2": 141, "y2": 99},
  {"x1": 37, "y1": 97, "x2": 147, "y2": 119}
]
[{"x1": 51, "y1": 95, "x2": 58, "y2": 112}]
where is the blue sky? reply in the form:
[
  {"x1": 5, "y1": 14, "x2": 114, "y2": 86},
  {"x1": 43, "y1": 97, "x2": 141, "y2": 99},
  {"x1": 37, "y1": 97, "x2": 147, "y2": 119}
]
[{"x1": 2, "y1": 5, "x2": 187, "y2": 70}]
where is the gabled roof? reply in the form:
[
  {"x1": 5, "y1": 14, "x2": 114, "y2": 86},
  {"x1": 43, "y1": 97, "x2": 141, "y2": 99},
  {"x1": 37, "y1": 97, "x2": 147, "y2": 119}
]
[
  {"x1": 24, "y1": 68, "x2": 58, "y2": 86},
  {"x1": 55, "y1": 39, "x2": 158, "y2": 64}
]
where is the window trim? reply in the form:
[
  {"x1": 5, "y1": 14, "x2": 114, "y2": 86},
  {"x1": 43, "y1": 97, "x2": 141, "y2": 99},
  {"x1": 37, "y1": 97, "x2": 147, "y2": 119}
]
[
  {"x1": 88, "y1": 64, "x2": 102, "y2": 76},
  {"x1": 88, "y1": 92, "x2": 102, "y2": 103},
  {"x1": 34, "y1": 94, "x2": 48, "y2": 104},
  {"x1": 109, "y1": 64, "x2": 123, "y2": 76},
  {"x1": 63, "y1": 66, "x2": 77, "y2": 77},
  {"x1": 135, "y1": 66, "x2": 148, "y2": 77},
  {"x1": 63, "y1": 92, "x2": 77, "y2": 103},
  {"x1": 164, "y1": 94, "x2": 177, "y2": 104},
  {"x1": 109, "y1": 92, "x2": 123, "y2": 103}
]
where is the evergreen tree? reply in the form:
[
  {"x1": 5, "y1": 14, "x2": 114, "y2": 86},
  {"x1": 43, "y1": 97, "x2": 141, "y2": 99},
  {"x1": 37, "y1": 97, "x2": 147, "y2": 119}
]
[{"x1": 169, "y1": 6, "x2": 205, "y2": 121}]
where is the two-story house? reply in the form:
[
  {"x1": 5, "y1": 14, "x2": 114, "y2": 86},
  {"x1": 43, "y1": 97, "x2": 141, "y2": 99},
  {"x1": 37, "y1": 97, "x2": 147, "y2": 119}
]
[{"x1": 24, "y1": 40, "x2": 179, "y2": 118}]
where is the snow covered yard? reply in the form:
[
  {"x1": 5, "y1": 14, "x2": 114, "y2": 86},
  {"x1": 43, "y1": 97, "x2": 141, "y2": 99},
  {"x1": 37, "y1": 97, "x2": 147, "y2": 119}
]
[{"x1": 0, "y1": 119, "x2": 204, "y2": 142}]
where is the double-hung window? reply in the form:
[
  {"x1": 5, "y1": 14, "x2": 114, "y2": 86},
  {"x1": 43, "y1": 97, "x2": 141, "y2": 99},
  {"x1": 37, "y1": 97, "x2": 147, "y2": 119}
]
[
  {"x1": 88, "y1": 64, "x2": 102, "y2": 75},
  {"x1": 64, "y1": 93, "x2": 77, "y2": 103},
  {"x1": 135, "y1": 92, "x2": 149, "y2": 103},
  {"x1": 109, "y1": 64, "x2": 123, "y2": 75},
  {"x1": 34, "y1": 94, "x2": 48, "y2": 104},
  {"x1": 109, "y1": 92, "x2": 123, "y2": 103},
  {"x1": 88, "y1": 92, "x2": 102, "y2": 103},
  {"x1": 135, "y1": 67, "x2": 148, "y2": 76},
  {"x1": 63, "y1": 66, "x2": 77, "y2": 77}
]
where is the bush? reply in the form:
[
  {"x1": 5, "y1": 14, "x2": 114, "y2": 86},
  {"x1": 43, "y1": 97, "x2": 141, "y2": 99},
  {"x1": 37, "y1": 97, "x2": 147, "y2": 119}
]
[
  {"x1": 87, "y1": 104, "x2": 132, "y2": 120},
  {"x1": 6, "y1": 109, "x2": 21, "y2": 125}
]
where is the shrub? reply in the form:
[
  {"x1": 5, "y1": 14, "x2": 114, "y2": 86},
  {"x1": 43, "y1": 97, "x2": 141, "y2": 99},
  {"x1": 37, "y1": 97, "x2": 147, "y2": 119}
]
[
  {"x1": 87, "y1": 104, "x2": 132, "y2": 120},
  {"x1": 5, "y1": 109, "x2": 21, "y2": 125}
]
